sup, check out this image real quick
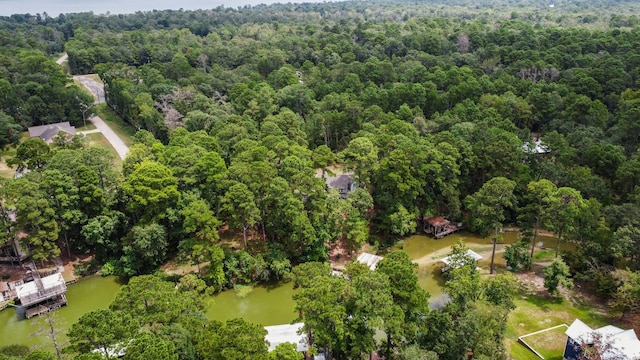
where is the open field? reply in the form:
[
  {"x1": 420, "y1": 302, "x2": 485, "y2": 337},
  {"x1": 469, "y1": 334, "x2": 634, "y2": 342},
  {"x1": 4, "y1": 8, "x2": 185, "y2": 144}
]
[
  {"x1": 94, "y1": 104, "x2": 135, "y2": 147},
  {"x1": 506, "y1": 278, "x2": 611, "y2": 359}
]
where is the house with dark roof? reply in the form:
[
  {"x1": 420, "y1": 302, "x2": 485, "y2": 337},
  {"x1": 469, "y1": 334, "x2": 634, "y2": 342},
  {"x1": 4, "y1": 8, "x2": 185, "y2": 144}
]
[
  {"x1": 564, "y1": 319, "x2": 640, "y2": 360},
  {"x1": 320, "y1": 172, "x2": 357, "y2": 198},
  {"x1": 28, "y1": 122, "x2": 76, "y2": 143}
]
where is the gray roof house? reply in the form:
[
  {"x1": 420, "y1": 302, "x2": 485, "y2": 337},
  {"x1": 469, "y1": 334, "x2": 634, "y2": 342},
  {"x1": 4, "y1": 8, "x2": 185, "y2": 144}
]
[
  {"x1": 320, "y1": 172, "x2": 357, "y2": 198},
  {"x1": 28, "y1": 122, "x2": 76, "y2": 143}
]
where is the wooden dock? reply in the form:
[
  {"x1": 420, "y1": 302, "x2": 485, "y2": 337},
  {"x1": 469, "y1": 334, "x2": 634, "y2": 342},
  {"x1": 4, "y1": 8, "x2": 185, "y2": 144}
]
[
  {"x1": 435, "y1": 226, "x2": 463, "y2": 239},
  {"x1": 25, "y1": 296, "x2": 67, "y2": 319}
]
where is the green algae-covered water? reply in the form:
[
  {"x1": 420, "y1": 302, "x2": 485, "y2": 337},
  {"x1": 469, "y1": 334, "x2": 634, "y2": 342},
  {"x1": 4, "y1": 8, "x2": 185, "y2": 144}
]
[
  {"x1": 0, "y1": 275, "x2": 122, "y2": 350},
  {"x1": 206, "y1": 282, "x2": 297, "y2": 325},
  {"x1": 0, "y1": 232, "x2": 560, "y2": 349}
]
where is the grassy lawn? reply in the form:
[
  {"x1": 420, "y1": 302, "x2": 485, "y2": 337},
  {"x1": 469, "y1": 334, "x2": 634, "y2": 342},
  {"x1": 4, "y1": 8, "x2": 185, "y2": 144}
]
[
  {"x1": 0, "y1": 133, "x2": 27, "y2": 179},
  {"x1": 94, "y1": 104, "x2": 136, "y2": 147},
  {"x1": 76, "y1": 123, "x2": 97, "y2": 131},
  {"x1": 0, "y1": 160, "x2": 15, "y2": 179},
  {"x1": 518, "y1": 325, "x2": 568, "y2": 360},
  {"x1": 83, "y1": 133, "x2": 123, "y2": 170},
  {"x1": 506, "y1": 292, "x2": 611, "y2": 359}
]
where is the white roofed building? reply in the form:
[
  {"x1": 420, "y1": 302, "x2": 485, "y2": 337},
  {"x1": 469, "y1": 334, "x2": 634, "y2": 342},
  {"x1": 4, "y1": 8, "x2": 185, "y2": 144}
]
[
  {"x1": 440, "y1": 249, "x2": 483, "y2": 272},
  {"x1": 564, "y1": 319, "x2": 640, "y2": 360},
  {"x1": 356, "y1": 252, "x2": 384, "y2": 270},
  {"x1": 15, "y1": 271, "x2": 67, "y2": 318},
  {"x1": 265, "y1": 323, "x2": 309, "y2": 352}
]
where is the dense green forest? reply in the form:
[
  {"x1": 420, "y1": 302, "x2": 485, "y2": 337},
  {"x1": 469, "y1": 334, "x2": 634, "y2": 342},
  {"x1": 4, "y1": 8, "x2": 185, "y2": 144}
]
[{"x1": 1, "y1": 0, "x2": 640, "y2": 359}]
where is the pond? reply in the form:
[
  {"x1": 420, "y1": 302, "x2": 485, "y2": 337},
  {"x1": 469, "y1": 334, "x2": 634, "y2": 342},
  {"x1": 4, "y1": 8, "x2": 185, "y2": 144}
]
[
  {"x1": 0, "y1": 275, "x2": 122, "y2": 350},
  {"x1": 0, "y1": 231, "x2": 559, "y2": 349}
]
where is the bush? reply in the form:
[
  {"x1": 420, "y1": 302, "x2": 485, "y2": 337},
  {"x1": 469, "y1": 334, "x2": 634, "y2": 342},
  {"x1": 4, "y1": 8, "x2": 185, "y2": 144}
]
[
  {"x1": 503, "y1": 241, "x2": 531, "y2": 272},
  {"x1": 100, "y1": 261, "x2": 116, "y2": 276},
  {"x1": 0, "y1": 344, "x2": 30, "y2": 357},
  {"x1": 543, "y1": 258, "x2": 574, "y2": 296}
]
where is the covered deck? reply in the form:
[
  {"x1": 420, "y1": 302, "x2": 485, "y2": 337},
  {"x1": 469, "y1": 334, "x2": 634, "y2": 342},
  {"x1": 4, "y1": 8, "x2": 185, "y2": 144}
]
[
  {"x1": 15, "y1": 271, "x2": 68, "y2": 318},
  {"x1": 423, "y1": 216, "x2": 463, "y2": 239}
]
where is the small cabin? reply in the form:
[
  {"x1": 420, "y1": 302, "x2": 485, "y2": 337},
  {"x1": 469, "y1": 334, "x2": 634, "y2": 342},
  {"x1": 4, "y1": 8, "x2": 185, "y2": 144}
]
[{"x1": 424, "y1": 216, "x2": 463, "y2": 239}]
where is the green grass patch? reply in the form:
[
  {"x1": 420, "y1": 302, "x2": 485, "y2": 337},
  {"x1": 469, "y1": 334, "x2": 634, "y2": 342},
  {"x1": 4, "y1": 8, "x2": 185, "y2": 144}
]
[
  {"x1": 94, "y1": 104, "x2": 136, "y2": 147},
  {"x1": 533, "y1": 249, "x2": 556, "y2": 261},
  {"x1": 0, "y1": 162, "x2": 15, "y2": 179},
  {"x1": 76, "y1": 123, "x2": 97, "y2": 131},
  {"x1": 520, "y1": 325, "x2": 568, "y2": 360},
  {"x1": 83, "y1": 133, "x2": 123, "y2": 170}
]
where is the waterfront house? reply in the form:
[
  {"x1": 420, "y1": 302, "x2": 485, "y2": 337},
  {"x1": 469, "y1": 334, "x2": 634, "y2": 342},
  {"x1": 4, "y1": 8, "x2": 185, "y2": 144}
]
[{"x1": 15, "y1": 270, "x2": 67, "y2": 318}]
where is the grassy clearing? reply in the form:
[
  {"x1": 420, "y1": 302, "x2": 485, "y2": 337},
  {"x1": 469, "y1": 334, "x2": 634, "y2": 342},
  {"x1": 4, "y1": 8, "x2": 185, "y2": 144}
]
[
  {"x1": 94, "y1": 104, "x2": 136, "y2": 147},
  {"x1": 0, "y1": 135, "x2": 24, "y2": 179},
  {"x1": 506, "y1": 292, "x2": 611, "y2": 359},
  {"x1": 533, "y1": 249, "x2": 557, "y2": 261},
  {"x1": 83, "y1": 133, "x2": 123, "y2": 170},
  {"x1": 0, "y1": 160, "x2": 15, "y2": 179}
]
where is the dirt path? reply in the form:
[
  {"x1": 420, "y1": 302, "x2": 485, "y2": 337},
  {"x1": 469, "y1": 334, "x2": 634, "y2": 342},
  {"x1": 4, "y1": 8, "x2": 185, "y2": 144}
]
[{"x1": 412, "y1": 243, "x2": 508, "y2": 267}]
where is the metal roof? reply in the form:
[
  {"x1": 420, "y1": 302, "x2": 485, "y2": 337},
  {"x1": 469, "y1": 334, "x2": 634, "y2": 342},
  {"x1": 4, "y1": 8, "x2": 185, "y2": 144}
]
[{"x1": 264, "y1": 323, "x2": 308, "y2": 352}]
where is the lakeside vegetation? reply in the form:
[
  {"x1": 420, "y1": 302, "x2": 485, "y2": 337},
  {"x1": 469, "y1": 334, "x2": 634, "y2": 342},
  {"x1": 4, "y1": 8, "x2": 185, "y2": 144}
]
[{"x1": 1, "y1": 0, "x2": 640, "y2": 359}]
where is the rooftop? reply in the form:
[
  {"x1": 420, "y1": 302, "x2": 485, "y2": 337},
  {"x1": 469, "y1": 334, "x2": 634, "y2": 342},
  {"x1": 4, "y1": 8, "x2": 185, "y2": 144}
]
[
  {"x1": 356, "y1": 252, "x2": 384, "y2": 270},
  {"x1": 440, "y1": 249, "x2": 483, "y2": 267},
  {"x1": 264, "y1": 323, "x2": 308, "y2": 352},
  {"x1": 522, "y1": 139, "x2": 550, "y2": 154},
  {"x1": 28, "y1": 122, "x2": 76, "y2": 142},
  {"x1": 566, "y1": 319, "x2": 640, "y2": 359},
  {"x1": 425, "y1": 216, "x2": 450, "y2": 227},
  {"x1": 15, "y1": 272, "x2": 67, "y2": 307}
]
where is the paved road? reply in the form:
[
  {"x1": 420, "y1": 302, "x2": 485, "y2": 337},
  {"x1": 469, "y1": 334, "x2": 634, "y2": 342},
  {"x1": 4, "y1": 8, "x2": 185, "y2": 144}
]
[
  {"x1": 73, "y1": 75, "x2": 106, "y2": 104},
  {"x1": 89, "y1": 115, "x2": 129, "y2": 160},
  {"x1": 55, "y1": 53, "x2": 68, "y2": 65},
  {"x1": 57, "y1": 57, "x2": 129, "y2": 160},
  {"x1": 73, "y1": 75, "x2": 129, "y2": 160}
]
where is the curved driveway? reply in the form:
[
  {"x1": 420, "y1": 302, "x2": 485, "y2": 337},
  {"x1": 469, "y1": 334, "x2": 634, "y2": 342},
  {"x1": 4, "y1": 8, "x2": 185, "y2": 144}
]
[{"x1": 73, "y1": 75, "x2": 106, "y2": 104}]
